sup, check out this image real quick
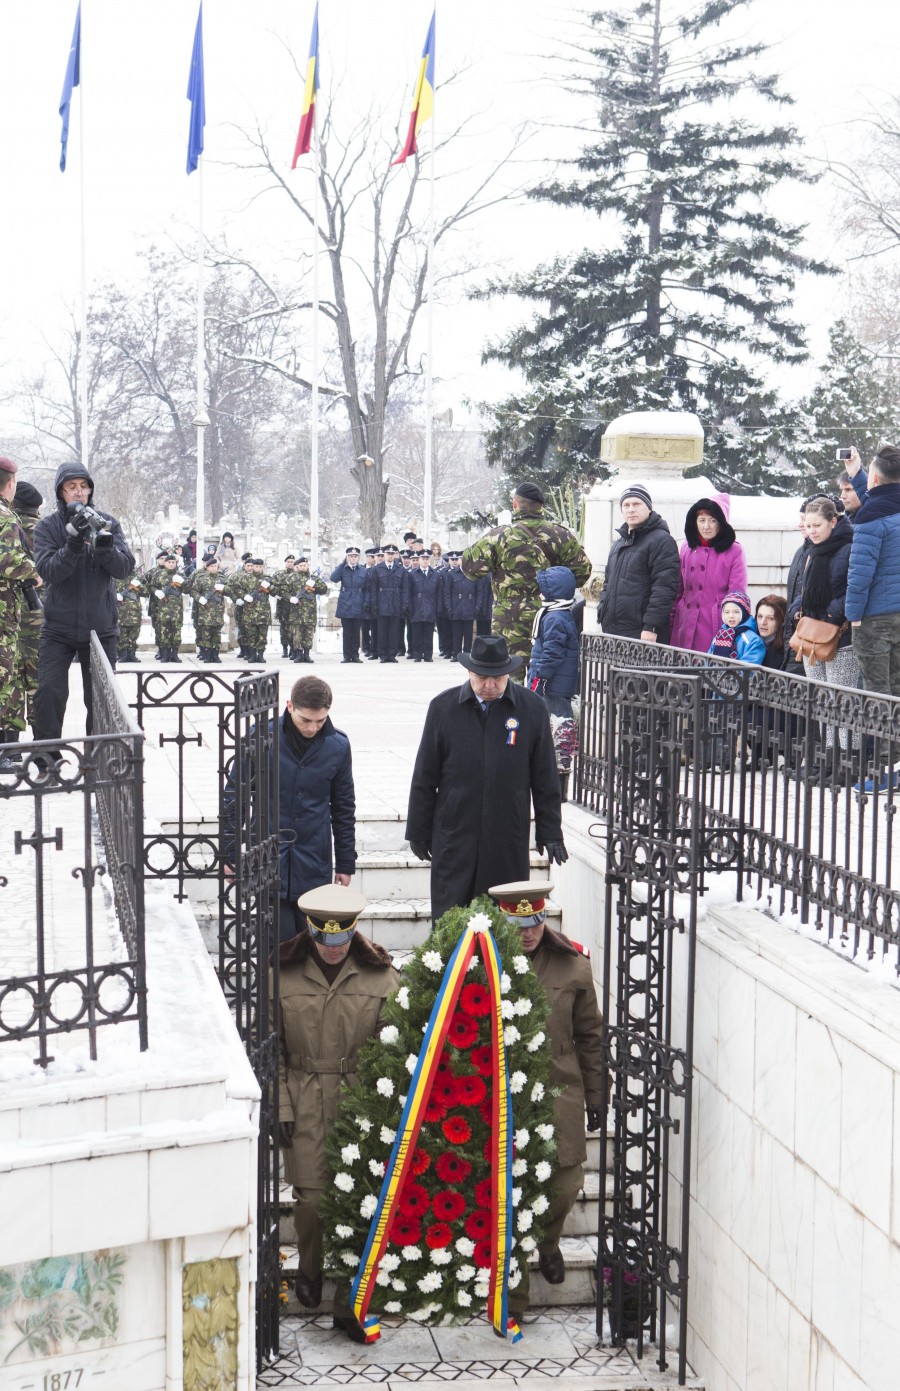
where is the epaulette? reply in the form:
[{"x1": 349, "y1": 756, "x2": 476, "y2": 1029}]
[{"x1": 569, "y1": 938, "x2": 590, "y2": 958}]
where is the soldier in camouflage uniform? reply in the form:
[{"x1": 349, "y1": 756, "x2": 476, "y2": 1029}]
[
  {"x1": 0, "y1": 459, "x2": 41, "y2": 755},
  {"x1": 228, "y1": 557, "x2": 273, "y2": 664},
  {"x1": 10, "y1": 481, "x2": 44, "y2": 732},
  {"x1": 145, "y1": 552, "x2": 186, "y2": 663},
  {"x1": 142, "y1": 548, "x2": 171, "y2": 659},
  {"x1": 274, "y1": 555, "x2": 297, "y2": 657},
  {"x1": 224, "y1": 557, "x2": 258, "y2": 660},
  {"x1": 285, "y1": 556, "x2": 328, "y2": 663},
  {"x1": 185, "y1": 551, "x2": 228, "y2": 662},
  {"x1": 462, "y1": 481, "x2": 591, "y2": 676},
  {"x1": 115, "y1": 575, "x2": 144, "y2": 662}
]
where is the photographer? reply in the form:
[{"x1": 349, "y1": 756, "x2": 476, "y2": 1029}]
[
  {"x1": 0, "y1": 458, "x2": 41, "y2": 752},
  {"x1": 33, "y1": 462, "x2": 134, "y2": 742}
]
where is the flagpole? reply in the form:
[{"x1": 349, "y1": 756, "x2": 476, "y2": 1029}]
[
  {"x1": 423, "y1": 79, "x2": 435, "y2": 544},
  {"x1": 195, "y1": 156, "x2": 206, "y2": 577},
  {"x1": 78, "y1": 3, "x2": 89, "y2": 469},
  {"x1": 310, "y1": 120, "x2": 320, "y2": 572}
]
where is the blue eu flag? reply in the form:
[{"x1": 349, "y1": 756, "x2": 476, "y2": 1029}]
[
  {"x1": 186, "y1": 3, "x2": 205, "y2": 174},
  {"x1": 59, "y1": 2, "x2": 81, "y2": 172}
]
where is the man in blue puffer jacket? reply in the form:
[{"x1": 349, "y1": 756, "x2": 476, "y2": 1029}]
[
  {"x1": 846, "y1": 444, "x2": 900, "y2": 700},
  {"x1": 527, "y1": 566, "x2": 581, "y2": 799}
]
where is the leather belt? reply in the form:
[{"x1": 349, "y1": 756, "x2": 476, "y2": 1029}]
[{"x1": 288, "y1": 1054, "x2": 355, "y2": 1074}]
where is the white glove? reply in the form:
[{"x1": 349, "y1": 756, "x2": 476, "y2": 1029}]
[
  {"x1": 154, "y1": 589, "x2": 165, "y2": 600},
  {"x1": 117, "y1": 594, "x2": 124, "y2": 603},
  {"x1": 214, "y1": 583, "x2": 225, "y2": 592},
  {"x1": 199, "y1": 597, "x2": 208, "y2": 606},
  {"x1": 235, "y1": 598, "x2": 244, "y2": 606},
  {"x1": 244, "y1": 595, "x2": 253, "y2": 604},
  {"x1": 289, "y1": 596, "x2": 299, "y2": 605}
]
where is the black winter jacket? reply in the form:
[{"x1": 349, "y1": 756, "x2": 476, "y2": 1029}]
[
  {"x1": 598, "y1": 511, "x2": 680, "y2": 641},
  {"x1": 34, "y1": 461, "x2": 134, "y2": 642},
  {"x1": 364, "y1": 561, "x2": 408, "y2": 619}
]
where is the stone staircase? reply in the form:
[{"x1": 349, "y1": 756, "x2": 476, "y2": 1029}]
[{"x1": 175, "y1": 807, "x2": 610, "y2": 1310}]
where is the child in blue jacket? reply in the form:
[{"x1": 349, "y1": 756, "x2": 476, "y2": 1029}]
[
  {"x1": 528, "y1": 566, "x2": 581, "y2": 799},
  {"x1": 707, "y1": 591, "x2": 766, "y2": 665}
]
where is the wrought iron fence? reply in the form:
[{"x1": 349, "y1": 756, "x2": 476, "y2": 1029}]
[
  {"x1": 0, "y1": 637, "x2": 147, "y2": 1067},
  {"x1": 574, "y1": 634, "x2": 900, "y2": 971}
]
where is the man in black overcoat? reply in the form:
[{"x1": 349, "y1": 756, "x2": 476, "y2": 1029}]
[{"x1": 405, "y1": 634, "x2": 567, "y2": 924}]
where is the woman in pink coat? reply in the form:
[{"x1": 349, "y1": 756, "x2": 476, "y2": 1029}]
[{"x1": 669, "y1": 494, "x2": 747, "y2": 652}]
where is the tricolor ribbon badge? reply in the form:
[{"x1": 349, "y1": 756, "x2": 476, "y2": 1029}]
[{"x1": 505, "y1": 717, "x2": 519, "y2": 747}]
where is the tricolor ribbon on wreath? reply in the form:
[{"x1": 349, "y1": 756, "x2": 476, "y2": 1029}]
[{"x1": 348, "y1": 917, "x2": 522, "y2": 1344}]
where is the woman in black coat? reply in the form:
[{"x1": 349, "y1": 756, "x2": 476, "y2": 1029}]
[{"x1": 405, "y1": 638, "x2": 563, "y2": 924}]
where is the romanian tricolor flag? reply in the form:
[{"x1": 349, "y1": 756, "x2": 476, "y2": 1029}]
[
  {"x1": 392, "y1": 9, "x2": 435, "y2": 166},
  {"x1": 291, "y1": 3, "x2": 320, "y2": 167}
]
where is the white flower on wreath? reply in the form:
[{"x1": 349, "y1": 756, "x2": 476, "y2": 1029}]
[
  {"x1": 380, "y1": 1125, "x2": 396, "y2": 1144},
  {"x1": 376, "y1": 1271, "x2": 391, "y2": 1287},
  {"x1": 406, "y1": 1054, "x2": 418, "y2": 1075},
  {"x1": 385, "y1": 1301, "x2": 402, "y2": 1313},
  {"x1": 515, "y1": 1128, "x2": 530, "y2": 1149},
  {"x1": 341, "y1": 1251, "x2": 358, "y2": 1266},
  {"x1": 512, "y1": 955, "x2": 530, "y2": 975},
  {"x1": 392, "y1": 1279, "x2": 407, "y2": 1292},
  {"x1": 535, "y1": 1123, "x2": 555, "y2": 1142},
  {"x1": 531, "y1": 1195, "x2": 550, "y2": 1217},
  {"x1": 512, "y1": 1158, "x2": 527, "y2": 1177},
  {"x1": 376, "y1": 1077, "x2": 394, "y2": 1097},
  {"x1": 422, "y1": 950, "x2": 443, "y2": 972},
  {"x1": 400, "y1": 1095, "x2": 408, "y2": 1106},
  {"x1": 418, "y1": 1271, "x2": 443, "y2": 1293},
  {"x1": 511, "y1": 1187, "x2": 522, "y2": 1207},
  {"x1": 510, "y1": 1071, "x2": 526, "y2": 1094},
  {"x1": 397, "y1": 986, "x2": 410, "y2": 1011},
  {"x1": 467, "y1": 956, "x2": 480, "y2": 971},
  {"x1": 526, "y1": 1031, "x2": 546, "y2": 1053},
  {"x1": 341, "y1": 1143, "x2": 360, "y2": 1165},
  {"x1": 517, "y1": 1209, "x2": 534, "y2": 1232},
  {"x1": 513, "y1": 998, "x2": 532, "y2": 1017},
  {"x1": 336, "y1": 1224, "x2": 354, "y2": 1240},
  {"x1": 356, "y1": 1115, "x2": 373, "y2": 1132},
  {"x1": 535, "y1": 1160, "x2": 552, "y2": 1183},
  {"x1": 455, "y1": 1237, "x2": 475, "y2": 1257},
  {"x1": 500, "y1": 972, "x2": 512, "y2": 994},
  {"x1": 430, "y1": 1248, "x2": 452, "y2": 1265},
  {"x1": 501, "y1": 999, "x2": 515, "y2": 1020},
  {"x1": 410, "y1": 1304, "x2": 439, "y2": 1322},
  {"x1": 519, "y1": 1235, "x2": 536, "y2": 1252},
  {"x1": 334, "y1": 1172, "x2": 354, "y2": 1192},
  {"x1": 405, "y1": 1246, "x2": 423, "y2": 1261},
  {"x1": 530, "y1": 1082, "x2": 545, "y2": 1102},
  {"x1": 381, "y1": 1252, "x2": 400, "y2": 1273},
  {"x1": 467, "y1": 912, "x2": 492, "y2": 935},
  {"x1": 504, "y1": 1025, "x2": 521, "y2": 1046},
  {"x1": 457, "y1": 1289, "x2": 472, "y2": 1307},
  {"x1": 379, "y1": 1025, "x2": 400, "y2": 1045},
  {"x1": 509, "y1": 1265, "x2": 522, "y2": 1288},
  {"x1": 369, "y1": 1159, "x2": 386, "y2": 1178},
  {"x1": 456, "y1": 1264, "x2": 476, "y2": 1283},
  {"x1": 360, "y1": 1195, "x2": 378, "y2": 1219}
]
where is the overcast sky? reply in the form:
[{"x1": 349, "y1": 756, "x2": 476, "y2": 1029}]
[{"x1": 0, "y1": 0, "x2": 896, "y2": 432}]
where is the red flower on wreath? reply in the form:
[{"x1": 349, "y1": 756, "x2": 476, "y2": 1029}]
[
  {"x1": 426, "y1": 1222, "x2": 454, "y2": 1249},
  {"x1": 424, "y1": 1093, "x2": 448, "y2": 1123},
  {"x1": 391, "y1": 1214, "x2": 422, "y2": 1246},
  {"x1": 474, "y1": 1178, "x2": 492, "y2": 1209},
  {"x1": 431, "y1": 1076, "x2": 459, "y2": 1109},
  {"x1": 410, "y1": 1147, "x2": 432, "y2": 1177},
  {"x1": 478, "y1": 1096, "x2": 493, "y2": 1125},
  {"x1": 442, "y1": 1114, "x2": 472, "y2": 1145},
  {"x1": 460, "y1": 982, "x2": 492, "y2": 1017},
  {"x1": 456, "y1": 1074, "x2": 487, "y2": 1108},
  {"x1": 436, "y1": 1050, "x2": 453, "y2": 1074},
  {"x1": 470, "y1": 1045, "x2": 493, "y2": 1076},
  {"x1": 432, "y1": 1189, "x2": 466, "y2": 1222},
  {"x1": 465, "y1": 1209, "x2": 492, "y2": 1241},
  {"x1": 448, "y1": 1012, "x2": 479, "y2": 1048},
  {"x1": 436, "y1": 1152, "x2": 472, "y2": 1184},
  {"x1": 399, "y1": 1182, "x2": 430, "y2": 1217},
  {"x1": 474, "y1": 1238, "x2": 493, "y2": 1269}
]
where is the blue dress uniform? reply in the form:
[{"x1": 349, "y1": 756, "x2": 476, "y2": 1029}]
[
  {"x1": 360, "y1": 549, "x2": 381, "y2": 657},
  {"x1": 330, "y1": 548, "x2": 367, "y2": 663},
  {"x1": 441, "y1": 554, "x2": 479, "y2": 658},
  {"x1": 363, "y1": 547, "x2": 408, "y2": 662},
  {"x1": 406, "y1": 561, "x2": 439, "y2": 661}
]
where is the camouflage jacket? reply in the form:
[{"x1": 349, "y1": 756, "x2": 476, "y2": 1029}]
[
  {"x1": 115, "y1": 575, "x2": 144, "y2": 625},
  {"x1": 461, "y1": 514, "x2": 591, "y2": 641},
  {"x1": 0, "y1": 498, "x2": 38, "y2": 626},
  {"x1": 271, "y1": 569, "x2": 328, "y2": 614},
  {"x1": 185, "y1": 567, "x2": 228, "y2": 622}
]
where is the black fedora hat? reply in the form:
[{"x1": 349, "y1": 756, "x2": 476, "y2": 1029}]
[{"x1": 457, "y1": 634, "x2": 523, "y2": 676}]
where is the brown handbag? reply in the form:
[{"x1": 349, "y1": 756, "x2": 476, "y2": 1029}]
[{"x1": 788, "y1": 614, "x2": 848, "y2": 664}]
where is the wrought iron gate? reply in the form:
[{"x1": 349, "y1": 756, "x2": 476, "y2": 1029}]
[
  {"x1": 127, "y1": 667, "x2": 282, "y2": 1369},
  {"x1": 598, "y1": 667, "x2": 705, "y2": 1384}
]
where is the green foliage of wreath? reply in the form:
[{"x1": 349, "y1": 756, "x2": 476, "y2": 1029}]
[{"x1": 322, "y1": 899, "x2": 558, "y2": 1324}]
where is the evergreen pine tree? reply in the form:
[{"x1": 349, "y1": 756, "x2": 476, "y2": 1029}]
[
  {"x1": 800, "y1": 319, "x2": 900, "y2": 491},
  {"x1": 480, "y1": 0, "x2": 834, "y2": 496}
]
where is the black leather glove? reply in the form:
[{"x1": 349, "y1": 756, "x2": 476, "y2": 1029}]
[
  {"x1": 586, "y1": 1106, "x2": 602, "y2": 1132},
  {"x1": 540, "y1": 840, "x2": 568, "y2": 866},
  {"x1": 279, "y1": 1120, "x2": 295, "y2": 1148},
  {"x1": 66, "y1": 532, "x2": 86, "y2": 552},
  {"x1": 409, "y1": 840, "x2": 432, "y2": 862}
]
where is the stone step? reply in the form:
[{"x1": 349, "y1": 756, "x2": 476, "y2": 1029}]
[
  {"x1": 278, "y1": 1234, "x2": 600, "y2": 1313},
  {"x1": 354, "y1": 848, "x2": 550, "y2": 900}
]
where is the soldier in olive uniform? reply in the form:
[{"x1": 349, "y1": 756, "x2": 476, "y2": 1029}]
[
  {"x1": 0, "y1": 459, "x2": 41, "y2": 755},
  {"x1": 142, "y1": 549, "x2": 173, "y2": 659},
  {"x1": 275, "y1": 555, "x2": 297, "y2": 657},
  {"x1": 115, "y1": 575, "x2": 145, "y2": 662},
  {"x1": 225, "y1": 557, "x2": 258, "y2": 660},
  {"x1": 462, "y1": 481, "x2": 591, "y2": 675},
  {"x1": 232, "y1": 557, "x2": 273, "y2": 664},
  {"x1": 489, "y1": 878, "x2": 603, "y2": 1311},
  {"x1": 151, "y1": 555, "x2": 186, "y2": 663},
  {"x1": 185, "y1": 551, "x2": 228, "y2": 662},
  {"x1": 288, "y1": 557, "x2": 328, "y2": 663},
  {"x1": 10, "y1": 481, "x2": 44, "y2": 727}
]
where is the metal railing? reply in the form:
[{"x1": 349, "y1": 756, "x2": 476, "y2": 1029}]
[
  {"x1": 574, "y1": 634, "x2": 900, "y2": 972},
  {"x1": 0, "y1": 636, "x2": 147, "y2": 1067}
]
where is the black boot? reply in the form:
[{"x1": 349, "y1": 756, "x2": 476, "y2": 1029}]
[
  {"x1": 171, "y1": 645, "x2": 182, "y2": 663},
  {"x1": 0, "y1": 729, "x2": 22, "y2": 771},
  {"x1": 305, "y1": 648, "x2": 314, "y2": 663},
  {"x1": 282, "y1": 644, "x2": 289, "y2": 658},
  {"x1": 292, "y1": 648, "x2": 303, "y2": 662}
]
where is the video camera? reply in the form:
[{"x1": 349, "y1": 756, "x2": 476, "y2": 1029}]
[{"x1": 65, "y1": 501, "x2": 114, "y2": 552}]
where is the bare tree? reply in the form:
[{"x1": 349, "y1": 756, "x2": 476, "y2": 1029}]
[
  {"x1": 828, "y1": 102, "x2": 900, "y2": 258},
  {"x1": 226, "y1": 78, "x2": 524, "y2": 541}
]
